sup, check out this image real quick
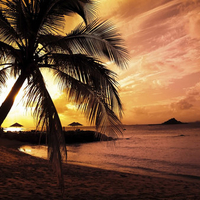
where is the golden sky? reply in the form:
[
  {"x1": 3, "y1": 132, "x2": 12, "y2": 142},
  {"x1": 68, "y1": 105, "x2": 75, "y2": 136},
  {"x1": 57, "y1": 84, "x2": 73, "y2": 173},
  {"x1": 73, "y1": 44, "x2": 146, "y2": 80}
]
[{"x1": 1, "y1": 0, "x2": 200, "y2": 128}]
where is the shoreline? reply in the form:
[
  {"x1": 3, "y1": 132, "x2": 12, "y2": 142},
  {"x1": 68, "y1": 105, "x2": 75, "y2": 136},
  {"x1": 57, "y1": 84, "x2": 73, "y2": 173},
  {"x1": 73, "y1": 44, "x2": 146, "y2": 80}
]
[
  {"x1": 17, "y1": 138, "x2": 200, "y2": 184},
  {"x1": 1, "y1": 138, "x2": 200, "y2": 199}
]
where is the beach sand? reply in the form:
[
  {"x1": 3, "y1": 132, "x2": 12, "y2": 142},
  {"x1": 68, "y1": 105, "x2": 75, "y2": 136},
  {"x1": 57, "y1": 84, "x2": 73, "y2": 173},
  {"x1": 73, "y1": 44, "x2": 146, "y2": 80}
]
[{"x1": 0, "y1": 138, "x2": 200, "y2": 200}]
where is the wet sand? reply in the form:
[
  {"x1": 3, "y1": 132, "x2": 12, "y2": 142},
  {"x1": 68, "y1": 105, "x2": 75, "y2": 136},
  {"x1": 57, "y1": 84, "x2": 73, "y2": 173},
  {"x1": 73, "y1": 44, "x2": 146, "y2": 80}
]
[{"x1": 0, "y1": 138, "x2": 200, "y2": 199}]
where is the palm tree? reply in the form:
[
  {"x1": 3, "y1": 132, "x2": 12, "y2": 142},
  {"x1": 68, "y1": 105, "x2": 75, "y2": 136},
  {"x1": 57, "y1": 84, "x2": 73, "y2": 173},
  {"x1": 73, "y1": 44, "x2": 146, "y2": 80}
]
[{"x1": 0, "y1": 0, "x2": 128, "y2": 191}]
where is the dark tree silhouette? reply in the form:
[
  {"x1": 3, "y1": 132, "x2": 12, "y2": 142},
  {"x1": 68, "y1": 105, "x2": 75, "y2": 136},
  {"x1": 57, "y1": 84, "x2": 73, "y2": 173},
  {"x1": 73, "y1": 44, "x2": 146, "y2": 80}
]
[{"x1": 0, "y1": 0, "x2": 128, "y2": 191}]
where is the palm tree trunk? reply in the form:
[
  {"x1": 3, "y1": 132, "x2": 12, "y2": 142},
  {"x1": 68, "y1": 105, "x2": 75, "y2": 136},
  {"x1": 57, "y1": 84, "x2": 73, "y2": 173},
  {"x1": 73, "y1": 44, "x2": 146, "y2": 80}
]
[{"x1": 0, "y1": 74, "x2": 26, "y2": 126}]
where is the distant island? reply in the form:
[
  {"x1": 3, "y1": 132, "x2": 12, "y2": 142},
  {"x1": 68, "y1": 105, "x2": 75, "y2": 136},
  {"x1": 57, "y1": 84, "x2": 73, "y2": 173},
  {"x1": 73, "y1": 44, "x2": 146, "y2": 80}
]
[{"x1": 162, "y1": 118, "x2": 185, "y2": 125}]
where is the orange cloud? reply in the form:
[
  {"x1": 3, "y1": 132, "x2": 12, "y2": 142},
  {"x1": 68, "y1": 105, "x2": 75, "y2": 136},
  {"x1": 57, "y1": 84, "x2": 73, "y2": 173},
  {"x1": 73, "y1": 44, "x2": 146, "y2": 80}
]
[{"x1": 171, "y1": 98, "x2": 194, "y2": 110}]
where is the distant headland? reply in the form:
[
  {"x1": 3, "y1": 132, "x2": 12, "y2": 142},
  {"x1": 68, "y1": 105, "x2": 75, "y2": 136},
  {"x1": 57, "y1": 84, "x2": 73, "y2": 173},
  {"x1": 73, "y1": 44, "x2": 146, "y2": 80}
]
[{"x1": 161, "y1": 118, "x2": 186, "y2": 125}]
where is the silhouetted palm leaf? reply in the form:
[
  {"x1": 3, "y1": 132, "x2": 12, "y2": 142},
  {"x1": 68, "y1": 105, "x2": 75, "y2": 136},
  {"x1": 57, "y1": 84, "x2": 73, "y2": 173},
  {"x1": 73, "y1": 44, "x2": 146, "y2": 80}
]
[
  {"x1": 0, "y1": 67, "x2": 8, "y2": 90},
  {"x1": 50, "y1": 54, "x2": 123, "y2": 137},
  {"x1": 38, "y1": 19, "x2": 128, "y2": 68}
]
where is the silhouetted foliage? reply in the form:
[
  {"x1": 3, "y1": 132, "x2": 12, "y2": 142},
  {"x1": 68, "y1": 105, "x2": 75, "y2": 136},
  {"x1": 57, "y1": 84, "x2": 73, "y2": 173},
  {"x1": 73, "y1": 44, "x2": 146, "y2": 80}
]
[{"x1": 1, "y1": 130, "x2": 113, "y2": 144}]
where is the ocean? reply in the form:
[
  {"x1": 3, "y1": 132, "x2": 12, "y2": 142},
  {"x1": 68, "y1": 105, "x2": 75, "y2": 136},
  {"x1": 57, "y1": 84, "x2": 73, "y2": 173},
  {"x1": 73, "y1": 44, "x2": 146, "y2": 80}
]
[{"x1": 20, "y1": 123, "x2": 200, "y2": 181}]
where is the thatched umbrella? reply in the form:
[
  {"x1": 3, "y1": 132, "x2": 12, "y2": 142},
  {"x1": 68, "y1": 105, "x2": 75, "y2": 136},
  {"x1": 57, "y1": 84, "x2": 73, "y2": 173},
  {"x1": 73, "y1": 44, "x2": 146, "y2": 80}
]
[
  {"x1": 10, "y1": 123, "x2": 23, "y2": 127},
  {"x1": 68, "y1": 122, "x2": 82, "y2": 127},
  {"x1": 68, "y1": 122, "x2": 83, "y2": 130}
]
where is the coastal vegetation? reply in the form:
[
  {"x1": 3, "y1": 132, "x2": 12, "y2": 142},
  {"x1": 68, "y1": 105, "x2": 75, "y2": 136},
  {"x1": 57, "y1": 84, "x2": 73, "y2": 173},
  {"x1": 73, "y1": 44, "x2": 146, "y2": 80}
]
[{"x1": 0, "y1": 130, "x2": 113, "y2": 144}]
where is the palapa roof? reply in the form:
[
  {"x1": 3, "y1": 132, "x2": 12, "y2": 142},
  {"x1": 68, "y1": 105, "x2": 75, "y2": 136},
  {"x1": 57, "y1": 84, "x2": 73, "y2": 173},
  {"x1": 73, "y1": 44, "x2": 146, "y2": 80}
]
[
  {"x1": 68, "y1": 122, "x2": 83, "y2": 127},
  {"x1": 10, "y1": 123, "x2": 23, "y2": 127}
]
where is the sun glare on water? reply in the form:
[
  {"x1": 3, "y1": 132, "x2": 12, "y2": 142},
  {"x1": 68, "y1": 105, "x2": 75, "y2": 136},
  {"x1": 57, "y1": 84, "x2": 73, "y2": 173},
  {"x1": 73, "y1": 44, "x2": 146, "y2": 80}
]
[{"x1": 4, "y1": 127, "x2": 24, "y2": 132}]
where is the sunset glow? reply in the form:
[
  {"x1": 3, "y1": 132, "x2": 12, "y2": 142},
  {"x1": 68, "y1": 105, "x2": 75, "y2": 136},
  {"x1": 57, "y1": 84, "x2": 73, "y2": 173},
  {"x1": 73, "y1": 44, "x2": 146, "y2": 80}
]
[
  {"x1": 1, "y1": 0, "x2": 200, "y2": 129},
  {"x1": 4, "y1": 127, "x2": 24, "y2": 132}
]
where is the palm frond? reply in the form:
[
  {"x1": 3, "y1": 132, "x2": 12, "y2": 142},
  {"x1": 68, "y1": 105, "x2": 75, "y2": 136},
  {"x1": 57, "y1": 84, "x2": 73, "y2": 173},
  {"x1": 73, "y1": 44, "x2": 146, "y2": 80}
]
[
  {"x1": 23, "y1": 68, "x2": 67, "y2": 192},
  {"x1": 34, "y1": 0, "x2": 94, "y2": 35},
  {"x1": 2, "y1": 0, "x2": 40, "y2": 44},
  {"x1": 67, "y1": 19, "x2": 129, "y2": 68},
  {"x1": 0, "y1": 3, "x2": 20, "y2": 45},
  {"x1": 49, "y1": 53, "x2": 122, "y2": 115},
  {"x1": 0, "y1": 41, "x2": 24, "y2": 78},
  {"x1": 50, "y1": 56, "x2": 123, "y2": 137},
  {"x1": 38, "y1": 19, "x2": 129, "y2": 68},
  {"x1": 37, "y1": 34, "x2": 72, "y2": 56},
  {"x1": 0, "y1": 41, "x2": 21, "y2": 62},
  {"x1": 0, "y1": 66, "x2": 9, "y2": 90}
]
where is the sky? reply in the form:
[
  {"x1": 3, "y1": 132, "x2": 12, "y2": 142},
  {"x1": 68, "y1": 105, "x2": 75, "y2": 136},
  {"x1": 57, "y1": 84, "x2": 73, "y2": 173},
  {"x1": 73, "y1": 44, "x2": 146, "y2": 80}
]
[{"x1": 1, "y1": 0, "x2": 200, "y2": 128}]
